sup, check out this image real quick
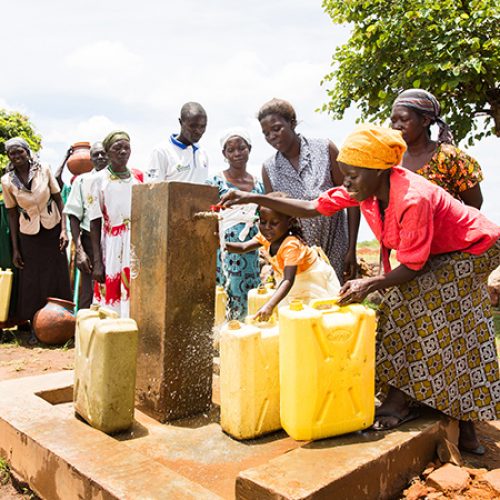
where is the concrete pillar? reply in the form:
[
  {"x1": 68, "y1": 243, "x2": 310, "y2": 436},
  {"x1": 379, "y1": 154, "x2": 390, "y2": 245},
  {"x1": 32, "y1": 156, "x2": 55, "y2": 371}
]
[{"x1": 130, "y1": 181, "x2": 219, "y2": 422}]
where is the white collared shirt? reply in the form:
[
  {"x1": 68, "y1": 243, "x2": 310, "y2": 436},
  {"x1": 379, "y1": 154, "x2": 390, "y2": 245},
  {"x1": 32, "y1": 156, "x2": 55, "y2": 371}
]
[{"x1": 146, "y1": 134, "x2": 209, "y2": 184}]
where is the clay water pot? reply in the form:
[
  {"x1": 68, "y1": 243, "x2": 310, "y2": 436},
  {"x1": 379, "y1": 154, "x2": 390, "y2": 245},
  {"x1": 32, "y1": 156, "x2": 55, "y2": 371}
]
[
  {"x1": 33, "y1": 298, "x2": 76, "y2": 345},
  {"x1": 67, "y1": 142, "x2": 93, "y2": 175}
]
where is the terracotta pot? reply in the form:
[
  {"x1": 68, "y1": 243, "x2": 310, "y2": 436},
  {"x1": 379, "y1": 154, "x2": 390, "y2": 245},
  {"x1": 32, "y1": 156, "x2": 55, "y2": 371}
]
[
  {"x1": 67, "y1": 142, "x2": 93, "y2": 175},
  {"x1": 33, "y1": 298, "x2": 76, "y2": 345}
]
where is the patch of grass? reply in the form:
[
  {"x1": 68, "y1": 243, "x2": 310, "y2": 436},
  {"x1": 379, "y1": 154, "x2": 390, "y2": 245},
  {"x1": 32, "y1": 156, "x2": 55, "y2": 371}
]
[
  {"x1": 0, "y1": 457, "x2": 10, "y2": 485},
  {"x1": 0, "y1": 330, "x2": 21, "y2": 347},
  {"x1": 357, "y1": 239, "x2": 379, "y2": 249}
]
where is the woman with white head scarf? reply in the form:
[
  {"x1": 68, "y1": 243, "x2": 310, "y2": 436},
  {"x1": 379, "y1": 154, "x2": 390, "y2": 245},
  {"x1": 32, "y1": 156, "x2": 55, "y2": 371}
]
[{"x1": 206, "y1": 128, "x2": 264, "y2": 320}]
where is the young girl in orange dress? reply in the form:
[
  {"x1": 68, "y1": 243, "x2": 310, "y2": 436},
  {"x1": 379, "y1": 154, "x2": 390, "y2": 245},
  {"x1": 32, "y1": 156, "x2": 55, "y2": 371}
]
[{"x1": 225, "y1": 194, "x2": 340, "y2": 321}]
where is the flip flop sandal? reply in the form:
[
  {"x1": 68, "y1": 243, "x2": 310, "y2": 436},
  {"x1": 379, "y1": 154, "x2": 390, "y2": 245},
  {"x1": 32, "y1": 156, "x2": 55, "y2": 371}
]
[
  {"x1": 458, "y1": 443, "x2": 486, "y2": 456},
  {"x1": 371, "y1": 409, "x2": 421, "y2": 431}
]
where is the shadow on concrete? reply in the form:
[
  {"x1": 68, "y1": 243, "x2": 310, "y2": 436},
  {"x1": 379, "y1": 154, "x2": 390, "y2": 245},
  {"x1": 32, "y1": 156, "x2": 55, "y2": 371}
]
[
  {"x1": 167, "y1": 404, "x2": 221, "y2": 429},
  {"x1": 113, "y1": 420, "x2": 150, "y2": 441},
  {"x1": 302, "y1": 428, "x2": 386, "y2": 450}
]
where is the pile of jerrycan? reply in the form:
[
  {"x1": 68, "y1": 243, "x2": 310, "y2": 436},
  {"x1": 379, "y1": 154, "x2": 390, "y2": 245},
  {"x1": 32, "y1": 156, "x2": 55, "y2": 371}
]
[{"x1": 218, "y1": 284, "x2": 377, "y2": 441}]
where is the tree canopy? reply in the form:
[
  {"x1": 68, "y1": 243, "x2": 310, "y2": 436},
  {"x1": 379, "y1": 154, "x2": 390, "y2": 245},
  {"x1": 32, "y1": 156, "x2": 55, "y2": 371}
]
[
  {"x1": 0, "y1": 109, "x2": 42, "y2": 173},
  {"x1": 321, "y1": 0, "x2": 500, "y2": 145}
]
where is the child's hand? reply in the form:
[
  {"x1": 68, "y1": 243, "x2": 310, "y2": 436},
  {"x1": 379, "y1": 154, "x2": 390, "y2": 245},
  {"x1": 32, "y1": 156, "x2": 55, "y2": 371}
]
[{"x1": 254, "y1": 304, "x2": 274, "y2": 322}]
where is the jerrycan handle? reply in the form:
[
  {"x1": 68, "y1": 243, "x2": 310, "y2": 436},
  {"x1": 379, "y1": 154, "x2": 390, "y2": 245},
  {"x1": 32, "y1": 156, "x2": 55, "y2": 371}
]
[
  {"x1": 97, "y1": 306, "x2": 120, "y2": 319},
  {"x1": 310, "y1": 297, "x2": 341, "y2": 314},
  {"x1": 245, "y1": 315, "x2": 277, "y2": 327}
]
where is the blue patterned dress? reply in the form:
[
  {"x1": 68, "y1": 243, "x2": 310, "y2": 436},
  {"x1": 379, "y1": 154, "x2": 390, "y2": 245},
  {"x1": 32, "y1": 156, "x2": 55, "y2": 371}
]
[{"x1": 207, "y1": 174, "x2": 264, "y2": 320}]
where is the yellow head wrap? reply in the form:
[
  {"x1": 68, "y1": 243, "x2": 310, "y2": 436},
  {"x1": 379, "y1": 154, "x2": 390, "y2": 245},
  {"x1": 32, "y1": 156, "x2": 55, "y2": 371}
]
[
  {"x1": 337, "y1": 125, "x2": 407, "y2": 170},
  {"x1": 102, "y1": 130, "x2": 130, "y2": 152}
]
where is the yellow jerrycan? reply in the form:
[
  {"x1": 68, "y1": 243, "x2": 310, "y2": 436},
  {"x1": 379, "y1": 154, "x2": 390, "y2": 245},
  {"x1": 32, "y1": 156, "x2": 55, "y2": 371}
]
[
  {"x1": 214, "y1": 285, "x2": 228, "y2": 327},
  {"x1": 0, "y1": 268, "x2": 13, "y2": 322},
  {"x1": 219, "y1": 319, "x2": 280, "y2": 439},
  {"x1": 248, "y1": 284, "x2": 276, "y2": 319},
  {"x1": 279, "y1": 298, "x2": 376, "y2": 441},
  {"x1": 74, "y1": 305, "x2": 139, "y2": 434}
]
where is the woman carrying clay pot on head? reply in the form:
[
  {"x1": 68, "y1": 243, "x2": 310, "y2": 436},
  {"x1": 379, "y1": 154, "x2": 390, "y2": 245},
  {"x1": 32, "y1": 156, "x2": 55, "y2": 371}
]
[
  {"x1": 258, "y1": 98, "x2": 360, "y2": 284},
  {"x1": 220, "y1": 125, "x2": 500, "y2": 456},
  {"x1": 88, "y1": 131, "x2": 143, "y2": 318},
  {"x1": 390, "y1": 88, "x2": 483, "y2": 209},
  {"x1": 207, "y1": 128, "x2": 264, "y2": 320},
  {"x1": 1, "y1": 138, "x2": 71, "y2": 333}
]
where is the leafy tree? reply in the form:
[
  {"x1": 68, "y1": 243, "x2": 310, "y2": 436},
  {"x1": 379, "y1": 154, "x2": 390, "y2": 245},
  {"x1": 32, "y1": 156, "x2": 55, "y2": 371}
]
[
  {"x1": 321, "y1": 0, "x2": 500, "y2": 145},
  {"x1": 0, "y1": 109, "x2": 42, "y2": 174}
]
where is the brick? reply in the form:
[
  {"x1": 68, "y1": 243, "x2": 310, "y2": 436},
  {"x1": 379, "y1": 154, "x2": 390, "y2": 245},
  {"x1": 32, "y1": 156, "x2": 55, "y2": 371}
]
[
  {"x1": 484, "y1": 468, "x2": 500, "y2": 494},
  {"x1": 426, "y1": 464, "x2": 470, "y2": 492}
]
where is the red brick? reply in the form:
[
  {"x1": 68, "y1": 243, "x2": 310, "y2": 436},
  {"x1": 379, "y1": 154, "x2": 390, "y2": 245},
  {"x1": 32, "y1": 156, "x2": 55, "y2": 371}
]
[
  {"x1": 484, "y1": 468, "x2": 500, "y2": 494},
  {"x1": 426, "y1": 464, "x2": 470, "y2": 492}
]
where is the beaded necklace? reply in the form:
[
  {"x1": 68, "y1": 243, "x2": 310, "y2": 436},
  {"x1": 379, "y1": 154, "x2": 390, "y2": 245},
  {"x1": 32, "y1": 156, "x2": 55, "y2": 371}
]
[{"x1": 107, "y1": 165, "x2": 131, "y2": 180}]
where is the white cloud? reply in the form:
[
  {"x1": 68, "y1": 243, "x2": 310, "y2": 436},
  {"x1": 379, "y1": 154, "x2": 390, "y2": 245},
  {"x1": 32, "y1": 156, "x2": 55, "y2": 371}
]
[{"x1": 1, "y1": 0, "x2": 498, "y2": 239}]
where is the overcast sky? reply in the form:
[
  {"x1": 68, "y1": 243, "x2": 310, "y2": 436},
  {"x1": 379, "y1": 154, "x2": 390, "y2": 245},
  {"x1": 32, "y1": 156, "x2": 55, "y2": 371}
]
[{"x1": 1, "y1": 1, "x2": 498, "y2": 240}]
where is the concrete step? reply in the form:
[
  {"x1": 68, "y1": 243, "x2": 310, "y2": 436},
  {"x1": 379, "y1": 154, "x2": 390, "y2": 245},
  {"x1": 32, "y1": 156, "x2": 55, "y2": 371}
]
[{"x1": 0, "y1": 371, "x2": 457, "y2": 500}]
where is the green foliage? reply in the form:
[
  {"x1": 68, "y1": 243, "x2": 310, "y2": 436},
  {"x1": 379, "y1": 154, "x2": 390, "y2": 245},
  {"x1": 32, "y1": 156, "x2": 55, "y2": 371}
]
[
  {"x1": 0, "y1": 457, "x2": 10, "y2": 485},
  {"x1": 0, "y1": 109, "x2": 42, "y2": 174},
  {"x1": 321, "y1": 0, "x2": 500, "y2": 145}
]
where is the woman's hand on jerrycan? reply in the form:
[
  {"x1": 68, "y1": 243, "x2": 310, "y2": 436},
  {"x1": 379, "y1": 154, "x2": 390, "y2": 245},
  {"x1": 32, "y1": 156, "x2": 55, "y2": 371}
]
[
  {"x1": 337, "y1": 278, "x2": 372, "y2": 305},
  {"x1": 219, "y1": 189, "x2": 251, "y2": 208}
]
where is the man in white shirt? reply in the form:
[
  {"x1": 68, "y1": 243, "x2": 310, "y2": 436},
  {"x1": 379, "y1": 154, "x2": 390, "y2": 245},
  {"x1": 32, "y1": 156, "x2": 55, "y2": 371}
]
[
  {"x1": 63, "y1": 142, "x2": 107, "y2": 308},
  {"x1": 146, "y1": 102, "x2": 209, "y2": 184}
]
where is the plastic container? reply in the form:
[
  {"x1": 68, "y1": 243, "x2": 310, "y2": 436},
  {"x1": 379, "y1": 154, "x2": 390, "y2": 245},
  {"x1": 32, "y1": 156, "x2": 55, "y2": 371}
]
[
  {"x1": 214, "y1": 285, "x2": 228, "y2": 327},
  {"x1": 279, "y1": 298, "x2": 376, "y2": 441},
  {"x1": 74, "y1": 305, "x2": 139, "y2": 433},
  {"x1": 219, "y1": 319, "x2": 280, "y2": 439},
  {"x1": 0, "y1": 268, "x2": 13, "y2": 322},
  {"x1": 67, "y1": 141, "x2": 93, "y2": 175},
  {"x1": 247, "y1": 285, "x2": 276, "y2": 319}
]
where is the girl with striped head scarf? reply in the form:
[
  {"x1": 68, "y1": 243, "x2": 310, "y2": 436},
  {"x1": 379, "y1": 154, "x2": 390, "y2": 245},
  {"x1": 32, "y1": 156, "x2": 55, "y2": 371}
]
[{"x1": 390, "y1": 89, "x2": 483, "y2": 208}]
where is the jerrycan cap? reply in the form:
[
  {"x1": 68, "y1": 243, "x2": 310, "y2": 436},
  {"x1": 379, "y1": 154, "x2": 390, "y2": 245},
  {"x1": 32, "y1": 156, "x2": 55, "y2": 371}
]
[
  {"x1": 290, "y1": 300, "x2": 304, "y2": 311},
  {"x1": 257, "y1": 285, "x2": 267, "y2": 295},
  {"x1": 227, "y1": 320, "x2": 241, "y2": 330},
  {"x1": 216, "y1": 285, "x2": 225, "y2": 292}
]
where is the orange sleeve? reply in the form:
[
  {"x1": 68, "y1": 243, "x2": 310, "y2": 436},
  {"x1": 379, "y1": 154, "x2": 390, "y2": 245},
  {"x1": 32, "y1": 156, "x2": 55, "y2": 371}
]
[
  {"x1": 254, "y1": 232, "x2": 268, "y2": 248},
  {"x1": 279, "y1": 237, "x2": 307, "y2": 268}
]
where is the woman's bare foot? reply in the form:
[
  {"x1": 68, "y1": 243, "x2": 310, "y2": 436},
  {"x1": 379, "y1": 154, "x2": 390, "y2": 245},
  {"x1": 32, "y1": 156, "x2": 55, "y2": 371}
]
[
  {"x1": 373, "y1": 386, "x2": 417, "y2": 430},
  {"x1": 458, "y1": 420, "x2": 485, "y2": 455}
]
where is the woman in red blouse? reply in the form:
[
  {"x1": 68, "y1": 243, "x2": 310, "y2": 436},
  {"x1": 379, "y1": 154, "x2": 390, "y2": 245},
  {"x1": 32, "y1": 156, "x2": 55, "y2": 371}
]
[{"x1": 221, "y1": 125, "x2": 500, "y2": 455}]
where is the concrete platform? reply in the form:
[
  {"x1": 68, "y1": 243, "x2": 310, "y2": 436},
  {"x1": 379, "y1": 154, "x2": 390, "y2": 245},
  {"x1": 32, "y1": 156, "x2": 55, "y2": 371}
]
[{"x1": 0, "y1": 371, "x2": 456, "y2": 499}]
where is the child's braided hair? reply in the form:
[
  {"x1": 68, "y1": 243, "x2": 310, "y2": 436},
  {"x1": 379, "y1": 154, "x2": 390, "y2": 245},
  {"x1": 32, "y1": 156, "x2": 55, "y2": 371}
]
[{"x1": 260, "y1": 192, "x2": 307, "y2": 243}]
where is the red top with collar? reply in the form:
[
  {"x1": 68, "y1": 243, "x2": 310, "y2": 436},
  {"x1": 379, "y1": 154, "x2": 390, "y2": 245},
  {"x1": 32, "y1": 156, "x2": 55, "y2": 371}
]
[{"x1": 315, "y1": 166, "x2": 500, "y2": 272}]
